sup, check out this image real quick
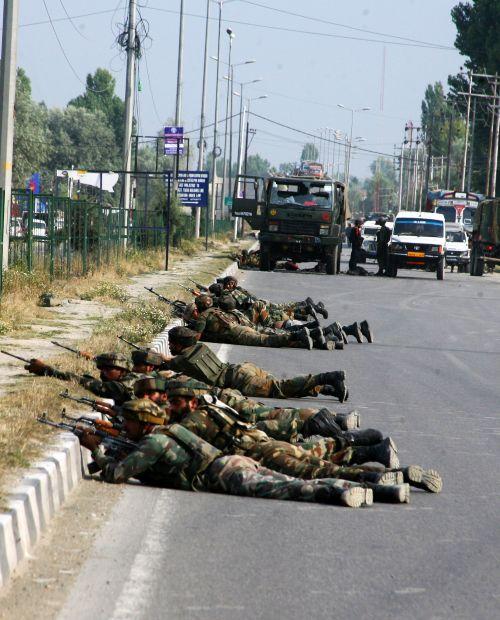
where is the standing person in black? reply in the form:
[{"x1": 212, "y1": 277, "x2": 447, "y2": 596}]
[
  {"x1": 376, "y1": 218, "x2": 391, "y2": 276},
  {"x1": 348, "y1": 219, "x2": 364, "y2": 272}
]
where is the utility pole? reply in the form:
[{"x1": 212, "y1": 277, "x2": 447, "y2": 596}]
[
  {"x1": 175, "y1": 0, "x2": 184, "y2": 127},
  {"x1": 121, "y1": 0, "x2": 137, "y2": 246},
  {"x1": 423, "y1": 115, "x2": 433, "y2": 207},
  {"x1": 461, "y1": 70, "x2": 472, "y2": 192},
  {"x1": 485, "y1": 75, "x2": 498, "y2": 196},
  {"x1": 0, "y1": 0, "x2": 19, "y2": 274},
  {"x1": 445, "y1": 109, "x2": 453, "y2": 188},
  {"x1": 209, "y1": 1, "x2": 223, "y2": 231},
  {"x1": 195, "y1": 0, "x2": 210, "y2": 239},
  {"x1": 397, "y1": 143, "x2": 404, "y2": 211},
  {"x1": 466, "y1": 97, "x2": 476, "y2": 192},
  {"x1": 492, "y1": 91, "x2": 500, "y2": 198}
]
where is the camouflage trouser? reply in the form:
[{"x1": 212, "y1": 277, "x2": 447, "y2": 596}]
[
  {"x1": 218, "y1": 362, "x2": 321, "y2": 398},
  {"x1": 205, "y1": 454, "x2": 361, "y2": 502},
  {"x1": 217, "y1": 388, "x2": 319, "y2": 442},
  {"x1": 246, "y1": 300, "x2": 290, "y2": 327},
  {"x1": 243, "y1": 440, "x2": 369, "y2": 483},
  {"x1": 204, "y1": 325, "x2": 293, "y2": 348}
]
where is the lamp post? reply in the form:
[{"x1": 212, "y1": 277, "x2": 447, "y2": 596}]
[{"x1": 337, "y1": 104, "x2": 370, "y2": 187}]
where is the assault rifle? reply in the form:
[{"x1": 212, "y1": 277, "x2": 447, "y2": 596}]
[
  {"x1": 188, "y1": 278, "x2": 209, "y2": 292},
  {"x1": 1, "y1": 350, "x2": 32, "y2": 364},
  {"x1": 144, "y1": 288, "x2": 187, "y2": 317},
  {"x1": 37, "y1": 413, "x2": 137, "y2": 474},
  {"x1": 59, "y1": 389, "x2": 117, "y2": 417},
  {"x1": 178, "y1": 283, "x2": 200, "y2": 296},
  {"x1": 117, "y1": 335, "x2": 142, "y2": 350},
  {"x1": 51, "y1": 341, "x2": 95, "y2": 360},
  {"x1": 59, "y1": 409, "x2": 123, "y2": 435}
]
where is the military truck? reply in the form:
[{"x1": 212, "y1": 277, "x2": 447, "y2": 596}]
[
  {"x1": 470, "y1": 198, "x2": 500, "y2": 276},
  {"x1": 232, "y1": 174, "x2": 346, "y2": 274}
]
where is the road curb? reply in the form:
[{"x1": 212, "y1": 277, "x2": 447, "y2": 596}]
[{"x1": 0, "y1": 254, "x2": 243, "y2": 588}]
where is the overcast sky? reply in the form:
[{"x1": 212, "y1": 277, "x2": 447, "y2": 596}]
[{"x1": 14, "y1": 0, "x2": 464, "y2": 177}]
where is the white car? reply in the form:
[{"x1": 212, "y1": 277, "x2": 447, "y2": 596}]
[
  {"x1": 387, "y1": 211, "x2": 446, "y2": 280},
  {"x1": 361, "y1": 220, "x2": 380, "y2": 260},
  {"x1": 445, "y1": 225, "x2": 470, "y2": 272}
]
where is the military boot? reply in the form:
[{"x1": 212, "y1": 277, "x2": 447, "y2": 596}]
[
  {"x1": 359, "y1": 320, "x2": 373, "y2": 343},
  {"x1": 290, "y1": 327, "x2": 313, "y2": 350},
  {"x1": 320, "y1": 381, "x2": 349, "y2": 403},
  {"x1": 357, "y1": 471, "x2": 404, "y2": 486},
  {"x1": 315, "y1": 484, "x2": 373, "y2": 508},
  {"x1": 397, "y1": 465, "x2": 443, "y2": 493},
  {"x1": 342, "y1": 322, "x2": 363, "y2": 343},
  {"x1": 308, "y1": 327, "x2": 327, "y2": 349},
  {"x1": 364, "y1": 483, "x2": 410, "y2": 503},
  {"x1": 343, "y1": 428, "x2": 384, "y2": 446},
  {"x1": 305, "y1": 297, "x2": 329, "y2": 319},
  {"x1": 350, "y1": 437, "x2": 400, "y2": 468},
  {"x1": 283, "y1": 320, "x2": 319, "y2": 332},
  {"x1": 324, "y1": 321, "x2": 348, "y2": 344},
  {"x1": 334, "y1": 410, "x2": 361, "y2": 430},
  {"x1": 301, "y1": 408, "x2": 343, "y2": 439}
]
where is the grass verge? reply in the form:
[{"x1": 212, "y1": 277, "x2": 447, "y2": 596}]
[{"x1": 0, "y1": 236, "x2": 248, "y2": 500}]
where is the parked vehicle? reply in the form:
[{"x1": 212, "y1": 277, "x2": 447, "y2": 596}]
[
  {"x1": 387, "y1": 211, "x2": 446, "y2": 280},
  {"x1": 360, "y1": 220, "x2": 380, "y2": 260},
  {"x1": 425, "y1": 189, "x2": 481, "y2": 233},
  {"x1": 445, "y1": 224, "x2": 470, "y2": 272},
  {"x1": 232, "y1": 174, "x2": 346, "y2": 274},
  {"x1": 470, "y1": 198, "x2": 500, "y2": 276}
]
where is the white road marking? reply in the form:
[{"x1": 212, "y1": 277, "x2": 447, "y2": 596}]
[
  {"x1": 110, "y1": 492, "x2": 175, "y2": 620},
  {"x1": 394, "y1": 587, "x2": 427, "y2": 595}
]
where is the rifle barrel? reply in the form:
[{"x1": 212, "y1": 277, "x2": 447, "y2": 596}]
[{"x1": 1, "y1": 350, "x2": 31, "y2": 363}]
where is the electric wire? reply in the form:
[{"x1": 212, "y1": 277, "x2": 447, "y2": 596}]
[
  {"x1": 58, "y1": 0, "x2": 88, "y2": 39},
  {"x1": 144, "y1": 5, "x2": 456, "y2": 51},
  {"x1": 41, "y1": 0, "x2": 111, "y2": 93}
]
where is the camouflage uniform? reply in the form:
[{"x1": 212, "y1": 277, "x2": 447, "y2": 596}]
[
  {"x1": 168, "y1": 398, "x2": 378, "y2": 484},
  {"x1": 92, "y1": 400, "x2": 371, "y2": 507},
  {"x1": 26, "y1": 353, "x2": 141, "y2": 405},
  {"x1": 191, "y1": 307, "x2": 298, "y2": 348},
  {"x1": 165, "y1": 342, "x2": 323, "y2": 398}
]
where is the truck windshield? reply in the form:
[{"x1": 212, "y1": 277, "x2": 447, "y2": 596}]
[
  {"x1": 269, "y1": 181, "x2": 332, "y2": 209},
  {"x1": 436, "y1": 206, "x2": 457, "y2": 222},
  {"x1": 446, "y1": 231, "x2": 466, "y2": 242},
  {"x1": 393, "y1": 218, "x2": 444, "y2": 238}
]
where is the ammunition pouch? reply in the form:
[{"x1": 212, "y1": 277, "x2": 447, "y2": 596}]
[
  {"x1": 165, "y1": 423, "x2": 222, "y2": 477},
  {"x1": 179, "y1": 343, "x2": 227, "y2": 385}
]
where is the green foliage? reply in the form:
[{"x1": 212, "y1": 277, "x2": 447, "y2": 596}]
[
  {"x1": 244, "y1": 153, "x2": 271, "y2": 177},
  {"x1": 80, "y1": 282, "x2": 129, "y2": 302},
  {"x1": 68, "y1": 69, "x2": 126, "y2": 149},
  {"x1": 363, "y1": 157, "x2": 398, "y2": 214},
  {"x1": 452, "y1": 0, "x2": 500, "y2": 73},
  {"x1": 13, "y1": 69, "x2": 50, "y2": 187},
  {"x1": 301, "y1": 143, "x2": 319, "y2": 162}
]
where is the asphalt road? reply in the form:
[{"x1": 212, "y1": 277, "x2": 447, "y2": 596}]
[{"x1": 58, "y1": 258, "x2": 500, "y2": 620}]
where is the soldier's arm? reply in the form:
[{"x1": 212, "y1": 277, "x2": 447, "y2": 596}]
[
  {"x1": 77, "y1": 376, "x2": 129, "y2": 402},
  {"x1": 93, "y1": 433, "x2": 179, "y2": 483}
]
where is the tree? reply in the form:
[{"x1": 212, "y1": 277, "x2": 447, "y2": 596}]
[
  {"x1": 244, "y1": 153, "x2": 271, "y2": 177},
  {"x1": 363, "y1": 157, "x2": 398, "y2": 214},
  {"x1": 46, "y1": 106, "x2": 119, "y2": 173},
  {"x1": 68, "y1": 68, "x2": 125, "y2": 150},
  {"x1": 301, "y1": 143, "x2": 319, "y2": 161},
  {"x1": 13, "y1": 68, "x2": 50, "y2": 187}
]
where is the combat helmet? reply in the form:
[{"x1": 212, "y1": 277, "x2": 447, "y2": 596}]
[
  {"x1": 218, "y1": 294, "x2": 237, "y2": 312},
  {"x1": 133, "y1": 376, "x2": 168, "y2": 397},
  {"x1": 166, "y1": 380, "x2": 198, "y2": 399},
  {"x1": 120, "y1": 399, "x2": 167, "y2": 424},
  {"x1": 168, "y1": 326, "x2": 199, "y2": 348},
  {"x1": 131, "y1": 349, "x2": 165, "y2": 367},
  {"x1": 194, "y1": 294, "x2": 213, "y2": 311},
  {"x1": 95, "y1": 353, "x2": 132, "y2": 372}
]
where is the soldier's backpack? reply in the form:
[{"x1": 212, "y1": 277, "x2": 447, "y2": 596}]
[{"x1": 179, "y1": 343, "x2": 227, "y2": 384}]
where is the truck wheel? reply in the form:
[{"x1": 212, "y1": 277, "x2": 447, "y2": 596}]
[
  {"x1": 260, "y1": 245, "x2": 271, "y2": 271},
  {"x1": 470, "y1": 250, "x2": 484, "y2": 276},
  {"x1": 436, "y1": 258, "x2": 445, "y2": 280},
  {"x1": 326, "y1": 246, "x2": 339, "y2": 275}
]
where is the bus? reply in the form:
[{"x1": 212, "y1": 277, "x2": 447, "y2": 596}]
[{"x1": 425, "y1": 190, "x2": 482, "y2": 233}]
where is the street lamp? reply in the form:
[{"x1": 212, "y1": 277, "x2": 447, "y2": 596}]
[{"x1": 337, "y1": 104, "x2": 371, "y2": 187}]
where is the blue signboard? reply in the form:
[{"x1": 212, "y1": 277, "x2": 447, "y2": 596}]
[
  {"x1": 164, "y1": 126, "x2": 184, "y2": 156},
  {"x1": 177, "y1": 171, "x2": 209, "y2": 207}
]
